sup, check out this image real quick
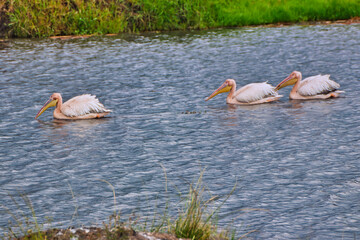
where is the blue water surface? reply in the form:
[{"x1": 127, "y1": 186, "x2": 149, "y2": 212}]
[{"x1": 0, "y1": 24, "x2": 360, "y2": 239}]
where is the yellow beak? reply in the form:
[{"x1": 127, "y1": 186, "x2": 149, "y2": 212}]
[
  {"x1": 205, "y1": 82, "x2": 232, "y2": 101},
  {"x1": 275, "y1": 76, "x2": 298, "y2": 91},
  {"x1": 35, "y1": 99, "x2": 58, "y2": 119}
]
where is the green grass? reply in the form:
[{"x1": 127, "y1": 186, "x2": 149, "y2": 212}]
[
  {"x1": 213, "y1": 0, "x2": 360, "y2": 27},
  {"x1": 3, "y1": 0, "x2": 128, "y2": 37},
  {"x1": 1, "y1": 0, "x2": 359, "y2": 37},
  {"x1": 171, "y1": 171, "x2": 236, "y2": 240}
]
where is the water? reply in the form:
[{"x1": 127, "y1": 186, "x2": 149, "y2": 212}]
[{"x1": 1, "y1": 24, "x2": 359, "y2": 239}]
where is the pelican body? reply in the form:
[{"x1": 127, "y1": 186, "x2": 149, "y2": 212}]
[
  {"x1": 35, "y1": 93, "x2": 111, "y2": 120},
  {"x1": 205, "y1": 79, "x2": 282, "y2": 105},
  {"x1": 275, "y1": 71, "x2": 343, "y2": 100}
]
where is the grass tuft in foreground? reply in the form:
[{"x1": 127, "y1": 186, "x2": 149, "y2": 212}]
[
  {"x1": 1, "y1": 0, "x2": 359, "y2": 37},
  {"x1": 171, "y1": 171, "x2": 236, "y2": 240}
]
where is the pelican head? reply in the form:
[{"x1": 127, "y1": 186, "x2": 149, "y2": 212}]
[
  {"x1": 275, "y1": 71, "x2": 302, "y2": 91},
  {"x1": 35, "y1": 93, "x2": 61, "y2": 119},
  {"x1": 205, "y1": 79, "x2": 234, "y2": 101}
]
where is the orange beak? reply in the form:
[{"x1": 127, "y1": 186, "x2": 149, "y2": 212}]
[
  {"x1": 35, "y1": 98, "x2": 58, "y2": 119},
  {"x1": 205, "y1": 82, "x2": 232, "y2": 101},
  {"x1": 275, "y1": 74, "x2": 298, "y2": 91}
]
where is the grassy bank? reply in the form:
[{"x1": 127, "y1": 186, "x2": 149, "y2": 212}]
[
  {"x1": 0, "y1": 0, "x2": 359, "y2": 38},
  {"x1": 1, "y1": 173, "x2": 245, "y2": 240}
]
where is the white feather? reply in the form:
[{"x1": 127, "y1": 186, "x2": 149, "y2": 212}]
[
  {"x1": 61, "y1": 94, "x2": 111, "y2": 117},
  {"x1": 298, "y1": 75, "x2": 340, "y2": 96},
  {"x1": 235, "y1": 82, "x2": 277, "y2": 103}
]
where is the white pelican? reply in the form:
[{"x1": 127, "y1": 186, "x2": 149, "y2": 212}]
[
  {"x1": 35, "y1": 93, "x2": 111, "y2": 120},
  {"x1": 275, "y1": 71, "x2": 343, "y2": 100},
  {"x1": 205, "y1": 79, "x2": 282, "y2": 105}
]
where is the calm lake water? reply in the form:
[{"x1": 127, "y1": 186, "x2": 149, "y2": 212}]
[{"x1": 1, "y1": 24, "x2": 360, "y2": 239}]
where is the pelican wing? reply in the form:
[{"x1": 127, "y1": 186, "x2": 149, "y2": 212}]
[
  {"x1": 235, "y1": 82, "x2": 277, "y2": 103},
  {"x1": 61, "y1": 94, "x2": 111, "y2": 117},
  {"x1": 298, "y1": 75, "x2": 340, "y2": 96}
]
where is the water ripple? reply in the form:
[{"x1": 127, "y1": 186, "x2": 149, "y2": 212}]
[{"x1": 1, "y1": 24, "x2": 360, "y2": 239}]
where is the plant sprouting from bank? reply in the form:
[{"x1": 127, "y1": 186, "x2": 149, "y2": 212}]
[{"x1": 171, "y1": 170, "x2": 237, "y2": 240}]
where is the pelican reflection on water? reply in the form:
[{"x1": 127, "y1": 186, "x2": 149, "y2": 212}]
[{"x1": 37, "y1": 118, "x2": 111, "y2": 141}]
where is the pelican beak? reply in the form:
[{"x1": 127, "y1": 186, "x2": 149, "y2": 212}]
[
  {"x1": 275, "y1": 75, "x2": 298, "y2": 91},
  {"x1": 205, "y1": 82, "x2": 232, "y2": 101},
  {"x1": 35, "y1": 98, "x2": 58, "y2": 119}
]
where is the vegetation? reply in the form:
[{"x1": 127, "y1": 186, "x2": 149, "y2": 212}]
[
  {"x1": 1, "y1": 194, "x2": 47, "y2": 240},
  {"x1": 1, "y1": 171, "x2": 243, "y2": 240},
  {"x1": 172, "y1": 172, "x2": 236, "y2": 240},
  {"x1": 0, "y1": 0, "x2": 359, "y2": 38}
]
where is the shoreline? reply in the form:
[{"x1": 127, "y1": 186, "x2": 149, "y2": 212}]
[
  {"x1": 2, "y1": 0, "x2": 359, "y2": 38},
  {"x1": 15, "y1": 227, "x2": 188, "y2": 240},
  {"x1": 0, "y1": 17, "x2": 360, "y2": 41},
  {"x1": 0, "y1": 17, "x2": 358, "y2": 41}
]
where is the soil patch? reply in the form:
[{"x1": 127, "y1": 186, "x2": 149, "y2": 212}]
[{"x1": 16, "y1": 227, "x2": 190, "y2": 240}]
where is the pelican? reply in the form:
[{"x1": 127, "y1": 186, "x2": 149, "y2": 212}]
[
  {"x1": 205, "y1": 79, "x2": 282, "y2": 105},
  {"x1": 275, "y1": 71, "x2": 343, "y2": 100},
  {"x1": 35, "y1": 93, "x2": 111, "y2": 120}
]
